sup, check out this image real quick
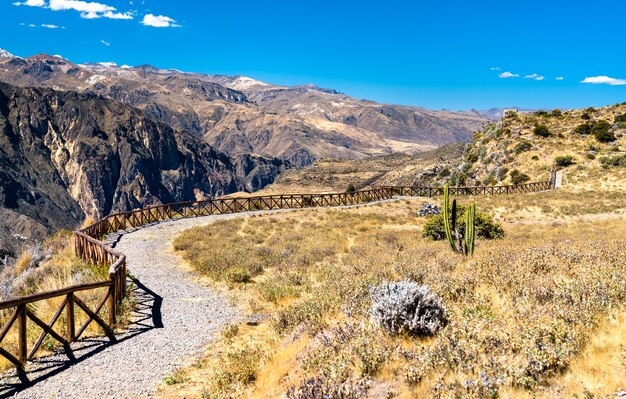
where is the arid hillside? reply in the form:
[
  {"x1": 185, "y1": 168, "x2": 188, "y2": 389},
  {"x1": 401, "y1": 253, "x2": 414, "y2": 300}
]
[{"x1": 259, "y1": 103, "x2": 626, "y2": 194}]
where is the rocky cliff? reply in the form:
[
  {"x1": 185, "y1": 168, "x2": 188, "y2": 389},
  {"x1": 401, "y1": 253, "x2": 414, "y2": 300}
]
[{"x1": 0, "y1": 82, "x2": 286, "y2": 259}]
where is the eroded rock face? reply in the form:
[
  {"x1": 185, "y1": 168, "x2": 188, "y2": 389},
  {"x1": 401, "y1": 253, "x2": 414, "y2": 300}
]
[{"x1": 0, "y1": 82, "x2": 286, "y2": 254}]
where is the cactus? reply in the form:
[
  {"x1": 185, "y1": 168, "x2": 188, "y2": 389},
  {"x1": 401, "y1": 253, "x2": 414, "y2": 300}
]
[{"x1": 442, "y1": 185, "x2": 476, "y2": 256}]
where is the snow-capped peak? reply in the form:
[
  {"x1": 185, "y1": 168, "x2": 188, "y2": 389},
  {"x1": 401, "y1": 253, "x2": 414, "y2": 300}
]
[
  {"x1": 97, "y1": 61, "x2": 118, "y2": 68},
  {"x1": 228, "y1": 76, "x2": 270, "y2": 90},
  {"x1": 0, "y1": 48, "x2": 17, "y2": 58}
]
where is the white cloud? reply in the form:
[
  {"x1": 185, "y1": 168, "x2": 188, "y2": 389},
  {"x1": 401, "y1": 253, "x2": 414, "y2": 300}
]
[
  {"x1": 556, "y1": 77, "x2": 564, "y2": 81},
  {"x1": 13, "y1": 0, "x2": 45, "y2": 6},
  {"x1": 141, "y1": 13, "x2": 180, "y2": 28},
  {"x1": 524, "y1": 73, "x2": 545, "y2": 81},
  {"x1": 499, "y1": 71, "x2": 519, "y2": 78},
  {"x1": 100, "y1": 39, "x2": 110, "y2": 46},
  {"x1": 581, "y1": 76, "x2": 626, "y2": 86},
  {"x1": 41, "y1": 23, "x2": 63, "y2": 28},
  {"x1": 19, "y1": 0, "x2": 134, "y2": 20},
  {"x1": 490, "y1": 66, "x2": 501, "y2": 71}
]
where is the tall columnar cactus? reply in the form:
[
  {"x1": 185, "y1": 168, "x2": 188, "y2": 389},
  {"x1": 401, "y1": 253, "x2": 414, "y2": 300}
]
[{"x1": 442, "y1": 185, "x2": 476, "y2": 256}]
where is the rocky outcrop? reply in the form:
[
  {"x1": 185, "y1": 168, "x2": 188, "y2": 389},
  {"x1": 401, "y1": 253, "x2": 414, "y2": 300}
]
[{"x1": 0, "y1": 82, "x2": 286, "y2": 257}]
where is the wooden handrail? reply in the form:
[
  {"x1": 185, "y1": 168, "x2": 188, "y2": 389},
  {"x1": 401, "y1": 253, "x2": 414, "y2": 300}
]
[{"x1": 0, "y1": 181, "x2": 553, "y2": 371}]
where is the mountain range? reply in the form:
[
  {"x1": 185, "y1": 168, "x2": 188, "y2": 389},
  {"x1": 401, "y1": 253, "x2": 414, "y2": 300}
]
[
  {"x1": 0, "y1": 50, "x2": 488, "y2": 166},
  {"x1": 0, "y1": 48, "x2": 489, "y2": 260}
]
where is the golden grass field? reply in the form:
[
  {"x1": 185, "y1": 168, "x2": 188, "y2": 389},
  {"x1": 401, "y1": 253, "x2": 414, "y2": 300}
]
[{"x1": 157, "y1": 165, "x2": 626, "y2": 399}]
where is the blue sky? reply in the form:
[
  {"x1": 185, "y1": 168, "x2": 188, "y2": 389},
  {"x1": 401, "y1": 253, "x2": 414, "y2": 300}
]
[{"x1": 2, "y1": 0, "x2": 626, "y2": 110}]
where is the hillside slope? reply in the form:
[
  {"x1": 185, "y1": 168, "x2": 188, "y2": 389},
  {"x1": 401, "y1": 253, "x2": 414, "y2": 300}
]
[{"x1": 452, "y1": 104, "x2": 626, "y2": 187}]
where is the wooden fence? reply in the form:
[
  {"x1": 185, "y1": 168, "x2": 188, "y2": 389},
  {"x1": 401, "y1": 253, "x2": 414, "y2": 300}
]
[{"x1": 0, "y1": 180, "x2": 553, "y2": 372}]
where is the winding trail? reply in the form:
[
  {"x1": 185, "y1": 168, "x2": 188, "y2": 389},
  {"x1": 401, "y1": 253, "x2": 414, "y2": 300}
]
[{"x1": 0, "y1": 202, "x2": 402, "y2": 399}]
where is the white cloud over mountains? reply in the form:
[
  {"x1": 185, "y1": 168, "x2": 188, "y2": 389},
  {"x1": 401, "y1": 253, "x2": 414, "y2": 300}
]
[
  {"x1": 581, "y1": 76, "x2": 626, "y2": 86},
  {"x1": 141, "y1": 14, "x2": 180, "y2": 28}
]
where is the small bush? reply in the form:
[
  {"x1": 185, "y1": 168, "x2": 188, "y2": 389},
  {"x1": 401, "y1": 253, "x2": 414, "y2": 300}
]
[
  {"x1": 288, "y1": 377, "x2": 370, "y2": 399},
  {"x1": 554, "y1": 155, "x2": 574, "y2": 167},
  {"x1": 581, "y1": 113, "x2": 591, "y2": 120},
  {"x1": 533, "y1": 125, "x2": 551, "y2": 137},
  {"x1": 592, "y1": 120, "x2": 615, "y2": 142},
  {"x1": 513, "y1": 141, "x2": 532, "y2": 154},
  {"x1": 346, "y1": 183, "x2": 356, "y2": 193},
  {"x1": 497, "y1": 167, "x2": 509, "y2": 181},
  {"x1": 226, "y1": 268, "x2": 252, "y2": 283},
  {"x1": 550, "y1": 109, "x2": 562, "y2": 117},
  {"x1": 510, "y1": 169, "x2": 530, "y2": 185},
  {"x1": 423, "y1": 207, "x2": 505, "y2": 241},
  {"x1": 598, "y1": 155, "x2": 626, "y2": 169},
  {"x1": 370, "y1": 280, "x2": 447, "y2": 336},
  {"x1": 221, "y1": 323, "x2": 240, "y2": 339},
  {"x1": 531, "y1": 155, "x2": 539, "y2": 161},
  {"x1": 574, "y1": 123, "x2": 592, "y2": 135}
]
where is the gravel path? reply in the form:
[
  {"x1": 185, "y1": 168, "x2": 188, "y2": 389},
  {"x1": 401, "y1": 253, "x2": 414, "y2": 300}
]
[{"x1": 0, "y1": 201, "x2": 405, "y2": 398}]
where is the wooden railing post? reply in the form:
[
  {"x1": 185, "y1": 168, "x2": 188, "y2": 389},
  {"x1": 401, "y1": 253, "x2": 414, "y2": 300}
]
[
  {"x1": 67, "y1": 293, "x2": 75, "y2": 342},
  {"x1": 18, "y1": 304, "x2": 27, "y2": 365},
  {"x1": 108, "y1": 280, "x2": 116, "y2": 327}
]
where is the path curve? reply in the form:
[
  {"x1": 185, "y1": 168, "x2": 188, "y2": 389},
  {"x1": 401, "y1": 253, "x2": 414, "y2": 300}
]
[{"x1": 2, "y1": 201, "x2": 403, "y2": 398}]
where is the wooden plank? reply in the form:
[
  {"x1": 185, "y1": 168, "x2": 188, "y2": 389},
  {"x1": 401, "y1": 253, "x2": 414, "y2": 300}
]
[
  {"x1": 18, "y1": 304, "x2": 26, "y2": 364},
  {"x1": 74, "y1": 294, "x2": 114, "y2": 340},
  {"x1": 26, "y1": 307, "x2": 70, "y2": 360}
]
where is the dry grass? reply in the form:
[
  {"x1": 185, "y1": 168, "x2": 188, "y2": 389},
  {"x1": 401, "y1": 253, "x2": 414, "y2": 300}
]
[
  {"x1": 0, "y1": 230, "x2": 132, "y2": 372},
  {"x1": 158, "y1": 183, "x2": 626, "y2": 399}
]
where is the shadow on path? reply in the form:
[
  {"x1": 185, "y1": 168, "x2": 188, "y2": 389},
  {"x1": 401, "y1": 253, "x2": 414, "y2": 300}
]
[{"x1": 0, "y1": 277, "x2": 163, "y2": 399}]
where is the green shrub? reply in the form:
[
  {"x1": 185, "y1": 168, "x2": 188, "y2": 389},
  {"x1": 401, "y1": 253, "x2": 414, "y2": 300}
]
[
  {"x1": 615, "y1": 113, "x2": 626, "y2": 123},
  {"x1": 592, "y1": 120, "x2": 615, "y2": 142},
  {"x1": 466, "y1": 152, "x2": 479, "y2": 164},
  {"x1": 497, "y1": 167, "x2": 509, "y2": 181},
  {"x1": 550, "y1": 109, "x2": 562, "y2": 117},
  {"x1": 531, "y1": 155, "x2": 539, "y2": 161},
  {"x1": 226, "y1": 268, "x2": 252, "y2": 283},
  {"x1": 423, "y1": 205, "x2": 504, "y2": 241},
  {"x1": 510, "y1": 169, "x2": 530, "y2": 185},
  {"x1": 257, "y1": 282, "x2": 299, "y2": 303},
  {"x1": 554, "y1": 155, "x2": 574, "y2": 167},
  {"x1": 534, "y1": 125, "x2": 551, "y2": 137},
  {"x1": 581, "y1": 113, "x2": 591, "y2": 120},
  {"x1": 438, "y1": 167, "x2": 451, "y2": 178},
  {"x1": 574, "y1": 123, "x2": 592, "y2": 135},
  {"x1": 346, "y1": 183, "x2": 356, "y2": 193},
  {"x1": 598, "y1": 155, "x2": 626, "y2": 169},
  {"x1": 513, "y1": 141, "x2": 532, "y2": 154}
]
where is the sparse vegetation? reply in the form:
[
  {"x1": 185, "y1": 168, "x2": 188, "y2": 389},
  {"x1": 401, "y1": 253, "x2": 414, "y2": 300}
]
[
  {"x1": 554, "y1": 155, "x2": 575, "y2": 167},
  {"x1": 165, "y1": 196, "x2": 626, "y2": 399},
  {"x1": 510, "y1": 169, "x2": 531, "y2": 184},
  {"x1": 534, "y1": 124, "x2": 551, "y2": 137}
]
